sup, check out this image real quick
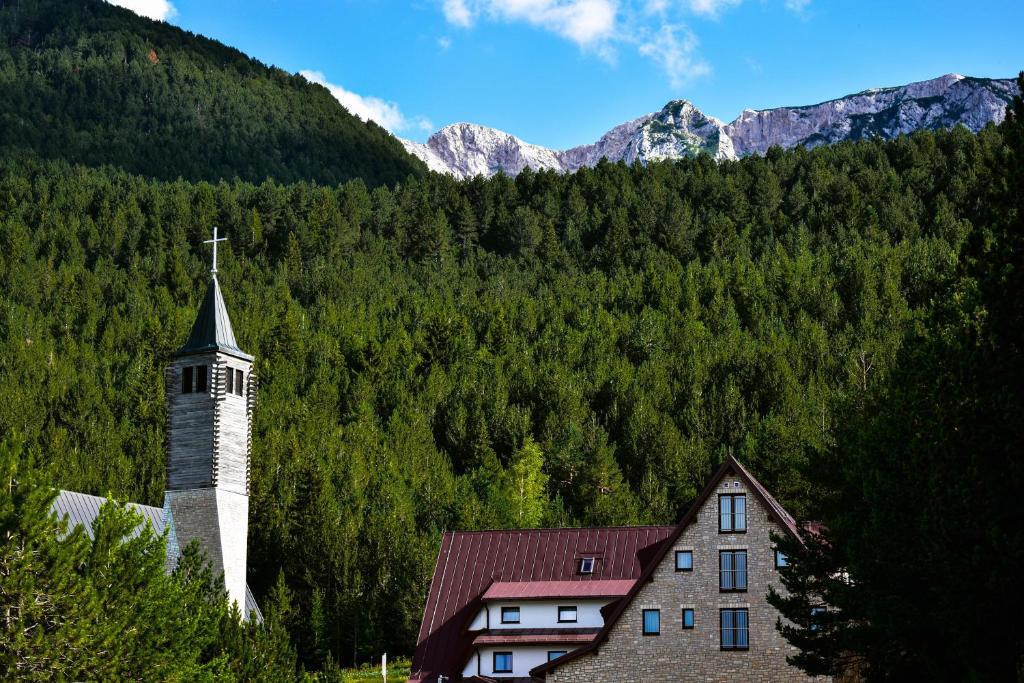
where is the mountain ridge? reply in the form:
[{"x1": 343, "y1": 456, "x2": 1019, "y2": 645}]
[{"x1": 403, "y1": 74, "x2": 1018, "y2": 179}]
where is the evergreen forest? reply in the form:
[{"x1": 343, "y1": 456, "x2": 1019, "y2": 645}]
[
  {"x1": 0, "y1": 0, "x2": 424, "y2": 188},
  {"x1": 0, "y1": 0, "x2": 1020, "y2": 678},
  {"x1": 0, "y1": 113, "x2": 1017, "y2": 673}
]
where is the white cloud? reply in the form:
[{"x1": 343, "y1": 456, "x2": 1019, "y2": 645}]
[
  {"x1": 300, "y1": 70, "x2": 432, "y2": 134},
  {"x1": 684, "y1": 0, "x2": 741, "y2": 18},
  {"x1": 638, "y1": 24, "x2": 709, "y2": 87},
  {"x1": 438, "y1": 36, "x2": 454, "y2": 51},
  {"x1": 106, "y1": 0, "x2": 177, "y2": 21},
  {"x1": 438, "y1": 0, "x2": 808, "y2": 87},
  {"x1": 443, "y1": 0, "x2": 475, "y2": 26},
  {"x1": 445, "y1": 0, "x2": 619, "y2": 48}
]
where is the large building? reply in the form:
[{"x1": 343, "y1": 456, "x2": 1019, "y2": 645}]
[
  {"x1": 410, "y1": 457, "x2": 822, "y2": 682},
  {"x1": 52, "y1": 237, "x2": 260, "y2": 620}
]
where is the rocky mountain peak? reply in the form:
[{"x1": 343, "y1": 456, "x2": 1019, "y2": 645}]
[{"x1": 401, "y1": 74, "x2": 1018, "y2": 178}]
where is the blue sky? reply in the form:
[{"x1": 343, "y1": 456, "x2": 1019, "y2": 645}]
[{"x1": 112, "y1": 0, "x2": 1023, "y2": 149}]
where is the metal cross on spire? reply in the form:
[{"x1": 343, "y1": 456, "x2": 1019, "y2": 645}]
[{"x1": 203, "y1": 226, "x2": 228, "y2": 277}]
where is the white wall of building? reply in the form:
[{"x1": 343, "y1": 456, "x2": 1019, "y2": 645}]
[
  {"x1": 462, "y1": 645, "x2": 575, "y2": 678},
  {"x1": 486, "y1": 599, "x2": 608, "y2": 629}
]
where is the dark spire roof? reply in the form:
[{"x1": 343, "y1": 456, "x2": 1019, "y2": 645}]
[{"x1": 176, "y1": 276, "x2": 252, "y2": 360}]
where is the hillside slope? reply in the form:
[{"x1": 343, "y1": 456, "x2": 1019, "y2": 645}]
[{"x1": 0, "y1": 0, "x2": 424, "y2": 187}]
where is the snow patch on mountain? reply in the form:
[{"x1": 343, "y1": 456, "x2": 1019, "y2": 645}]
[{"x1": 402, "y1": 74, "x2": 1018, "y2": 178}]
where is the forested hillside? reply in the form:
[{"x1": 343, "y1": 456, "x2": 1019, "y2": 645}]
[
  {"x1": 0, "y1": 0, "x2": 424, "y2": 187},
  {"x1": 0, "y1": 122, "x2": 1008, "y2": 668}
]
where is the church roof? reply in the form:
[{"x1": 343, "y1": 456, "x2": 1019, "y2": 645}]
[
  {"x1": 51, "y1": 490, "x2": 263, "y2": 623},
  {"x1": 176, "y1": 276, "x2": 252, "y2": 360}
]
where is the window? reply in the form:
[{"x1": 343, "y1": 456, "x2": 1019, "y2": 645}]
[
  {"x1": 182, "y1": 366, "x2": 194, "y2": 393},
  {"x1": 226, "y1": 366, "x2": 234, "y2": 394},
  {"x1": 500, "y1": 606, "x2": 520, "y2": 624},
  {"x1": 547, "y1": 651, "x2": 567, "y2": 662},
  {"x1": 675, "y1": 550, "x2": 693, "y2": 571},
  {"x1": 493, "y1": 651, "x2": 513, "y2": 673},
  {"x1": 557, "y1": 606, "x2": 577, "y2": 623},
  {"x1": 775, "y1": 550, "x2": 788, "y2": 568},
  {"x1": 720, "y1": 550, "x2": 748, "y2": 591},
  {"x1": 719, "y1": 494, "x2": 747, "y2": 532},
  {"x1": 720, "y1": 608, "x2": 749, "y2": 650},
  {"x1": 682, "y1": 608, "x2": 695, "y2": 629},
  {"x1": 235, "y1": 369, "x2": 244, "y2": 396},
  {"x1": 642, "y1": 609, "x2": 660, "y2": 635},
  {"x1": 579, "y1": 557, "x2": 595, "y2": 574},
  {"x1": 810, "y1": 607, "x2": 826, "y2": 631},
  {"x1": 196, "y1": 365, "x2": 208, "y2": 393}
]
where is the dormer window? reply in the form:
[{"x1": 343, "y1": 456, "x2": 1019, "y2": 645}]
[
  {"x1": 182, "y1": 366, "x2": 194, "y2": 393},
  {"x1": 579, "y1": 557, "x2": 595, "y2": 574}
]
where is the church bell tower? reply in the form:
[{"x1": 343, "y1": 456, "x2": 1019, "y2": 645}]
[{"x1": 164, "y1": 228, "x2": 255, "y2": 616}]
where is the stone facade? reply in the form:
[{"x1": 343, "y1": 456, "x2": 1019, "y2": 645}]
[{"x1": 544, "y1": 472, "x2": 823, "y2": 683}]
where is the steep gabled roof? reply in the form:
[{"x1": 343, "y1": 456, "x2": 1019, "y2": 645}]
[
  {"x1": 409, "y1": 525, "x2": 675, "y2": 682},
  {"x1": 176, "y1": 276, "x2": 252, "y2": 360},
  {"x1": 531, "y1": 456, "x2": 801, "y2": 679}
]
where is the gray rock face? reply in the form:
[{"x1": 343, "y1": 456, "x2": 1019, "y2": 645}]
[
  {"x1": 724, "y1": 74, "x2": 1017, "y2": 156},
  {"x1": 402, "y1": 74, "x2": 1018, "y2": 178}
]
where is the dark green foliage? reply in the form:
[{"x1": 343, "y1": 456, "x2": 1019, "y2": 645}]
[
  {"x1": 0, "y1": 435, "x2": 303, "y2": 681},
  {"x1": 0, "y1": 0, "x2": 424, "y2": 187},
  {"x1": 768, "y1": 73, "x2": 1024, "y2": 682},
  {"x1": 0, "y1": 116, "x2": 1009, "y2": 668}
]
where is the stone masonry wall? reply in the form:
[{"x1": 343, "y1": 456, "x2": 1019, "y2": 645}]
[{"x1": 545, "y1": 472, "x2": 826, "y2": 683}]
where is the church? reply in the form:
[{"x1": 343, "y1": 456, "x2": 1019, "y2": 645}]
[{"x1": 52, "y1": 231, "x2": 261, "y2": 621}]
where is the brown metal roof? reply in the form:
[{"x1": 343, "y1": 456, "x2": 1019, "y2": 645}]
[
  {"x1": 471, "y1": 628, "x2": 600, "y2": 646},
  {"x1": 482, "y1": 579, "x2": 635, "y2": 601},
  {"x1": 409, "y1": 525, "x2": 674, "y2": 682},
  {"x1": 531, "y1": 456, "x2": 801, "y2": 679}
]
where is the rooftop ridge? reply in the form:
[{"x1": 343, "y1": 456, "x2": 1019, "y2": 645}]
[{"x1": 444, "y1": 524, "x2": 676, "y2": 535}]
